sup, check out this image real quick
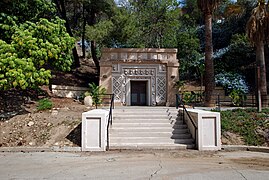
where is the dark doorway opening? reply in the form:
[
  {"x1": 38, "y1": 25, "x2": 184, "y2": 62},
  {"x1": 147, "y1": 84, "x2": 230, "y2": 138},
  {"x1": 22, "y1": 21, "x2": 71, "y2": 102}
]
[{"x1": 131, "y1": 81, "x2": 147, "y2": 106}]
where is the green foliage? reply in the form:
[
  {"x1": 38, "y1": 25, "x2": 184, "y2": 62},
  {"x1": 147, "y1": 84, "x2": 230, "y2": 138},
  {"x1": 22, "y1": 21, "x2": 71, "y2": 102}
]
[
  {"x1": 0, "y1": 0, "x2": 56, "y2": 23},
  {"x1": 182, "y1": 92, "x2": 196, "y2": 104},
  {"x1": 182, "y1": 91, "x2": 203, "y2": 104},
  {"x1": 221, "y1": 109, "x2": 269, "y2": 146},
  {"x1": 0, "y1": 15, "x2": 75, "y2": 90},
  {"x1": 37, "y1": 98, "x2": 53, "y2": 111},
  {"x1": 85, "y1": 20, "x2": 114, "y2": 44},
  {"x1": 229, "y1": 89, "x2": 247, "y2": 106},
  {"x1": 177, "y1": 29, "x2": 202, "y2": 79},
  {"x1": 85, "y1": 82, "x2": 107, "y2": 107},
  {"x1": 125, "y1": 0, "x2": 181, "y2": 48},
  {"x1": 109, "y1": 7, "x2": 141, "y2": 47},
  {"x1": 215, "y1": 34, "x2": 255, "y2": 74}
]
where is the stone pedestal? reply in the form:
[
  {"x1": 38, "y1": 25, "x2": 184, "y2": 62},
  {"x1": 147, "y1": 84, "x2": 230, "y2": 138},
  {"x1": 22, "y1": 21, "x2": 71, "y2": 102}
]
[{"x1": 81, "y1": 109, "x2": 109, "y2": 151}]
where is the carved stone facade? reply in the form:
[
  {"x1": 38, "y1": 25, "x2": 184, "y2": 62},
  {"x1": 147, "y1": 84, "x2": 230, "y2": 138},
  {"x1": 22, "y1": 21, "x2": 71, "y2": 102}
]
[{"x1": 99, "y1": 48, "x2": 179, "y2": 106}]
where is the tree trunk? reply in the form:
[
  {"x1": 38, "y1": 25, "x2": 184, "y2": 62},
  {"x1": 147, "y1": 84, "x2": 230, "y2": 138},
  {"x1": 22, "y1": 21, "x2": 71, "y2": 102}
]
[
  {"x1": 54, "y1": 0, "x2": 80, "y2": 68},
  {"x1": 91, "y1": 40, "x2": 99, "y2": 70},
  {"x1": 256, "y1": 41, "x2": 268, "y2": 108},
  {"x1": 89, "y1": 10, "x2": 99, "y2": 71},
  {"x1": 204, "y1": 13, "x2": 215, "y2": 107},
  {"x1": 265, "y1": 45, "x2": 269, "y2": 81}
]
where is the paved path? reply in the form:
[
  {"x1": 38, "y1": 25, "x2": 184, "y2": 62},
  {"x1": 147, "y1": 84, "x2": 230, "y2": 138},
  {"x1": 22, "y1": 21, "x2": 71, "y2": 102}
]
[{"x1": 0, "y1": 150, "x2": 268, "y2": 179}]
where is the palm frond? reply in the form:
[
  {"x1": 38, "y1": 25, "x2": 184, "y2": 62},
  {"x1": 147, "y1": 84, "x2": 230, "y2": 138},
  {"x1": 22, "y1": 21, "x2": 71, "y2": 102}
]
[
  {"x1": 197, "y1": 0, "x2": 222, "y2": 13},
  {"x1": 246, "y1": 2, "x2": 268, "y2": 45}
]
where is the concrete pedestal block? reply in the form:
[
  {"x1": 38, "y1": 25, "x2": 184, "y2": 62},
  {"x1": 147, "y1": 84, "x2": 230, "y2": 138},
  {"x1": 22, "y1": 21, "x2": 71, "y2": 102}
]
[
  {"x1": 82, "y1": 109, "x2": 109, "y2": 151},
  {"x1": 182, "y1": 109, "x2": 221, "y2": 151}
]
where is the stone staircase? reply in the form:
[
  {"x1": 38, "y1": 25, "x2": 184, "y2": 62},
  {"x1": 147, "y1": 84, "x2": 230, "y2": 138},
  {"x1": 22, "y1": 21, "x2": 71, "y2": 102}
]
[{"x1": 109, "y1": 107, "x2": 195, "y2": 150}]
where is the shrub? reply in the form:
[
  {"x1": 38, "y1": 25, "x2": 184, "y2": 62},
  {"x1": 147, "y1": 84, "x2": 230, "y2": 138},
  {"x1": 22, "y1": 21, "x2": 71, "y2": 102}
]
[
  {"x1": 229, "y1": 89, "x2": 247, "y2": 106},
  {"x1": 85, "y1": 82, "x2": 106, "y2": 108},
  {"x1": 215, "y1": 72, "x2": 249, "y2": 94},
  {"x1": 37, "y1": 98, "x2": 53, "y2": 111},
  {"x1": 215, "y1": 72, "x2": 249, "y2": 106}
]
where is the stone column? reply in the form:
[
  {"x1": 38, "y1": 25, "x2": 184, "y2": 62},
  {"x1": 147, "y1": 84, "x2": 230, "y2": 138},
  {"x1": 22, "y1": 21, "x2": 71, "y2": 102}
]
[
  {"x1": 166, "y1": 62, "x2": 179, "y2": 106},
  {"x1": 99, "y1": 62, "x2": 112, "y2": 94}
]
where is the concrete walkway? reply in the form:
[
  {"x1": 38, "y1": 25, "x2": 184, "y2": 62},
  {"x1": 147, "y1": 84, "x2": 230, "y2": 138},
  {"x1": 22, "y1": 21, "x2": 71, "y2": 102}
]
[{"x1": 0, "y1": 150, "x2": 268, "y2": 179}]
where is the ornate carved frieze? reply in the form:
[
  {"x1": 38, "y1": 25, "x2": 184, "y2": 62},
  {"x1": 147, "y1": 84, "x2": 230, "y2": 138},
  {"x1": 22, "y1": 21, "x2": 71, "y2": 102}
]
[
  {"x1": 112, "y1": 64, "x2": 166, "y2": 106},
  {"x1": 123, "y1": 68, "x2": 155, "y2": 76}
]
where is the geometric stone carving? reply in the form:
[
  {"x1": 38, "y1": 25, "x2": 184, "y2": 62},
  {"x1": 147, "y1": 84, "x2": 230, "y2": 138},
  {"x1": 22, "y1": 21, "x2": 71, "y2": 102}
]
[
  {"x1": 112, "y1": 64, "x2": 166, "y2": 106},
  {"x1": 157, "y1": 76, "x2": 166, "y2": 103},
  {"x1": 112, "y1": 76, "x2": 123, "y2": 101}
]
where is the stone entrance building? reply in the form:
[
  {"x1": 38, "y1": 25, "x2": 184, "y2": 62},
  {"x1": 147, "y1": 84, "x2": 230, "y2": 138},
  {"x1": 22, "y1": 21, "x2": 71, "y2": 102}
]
[{"x1": 99, "y1": 48, "x2": 179, "y2": 106}]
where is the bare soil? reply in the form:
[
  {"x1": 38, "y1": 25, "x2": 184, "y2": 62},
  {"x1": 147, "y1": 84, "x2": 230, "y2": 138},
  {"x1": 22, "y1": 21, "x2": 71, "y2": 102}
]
[
  {"x1": 0, "y1": 57, "x2": 97, "y2": 148},
  {"x1": 0, "y1": 97, "x2": 91, "y2": 147}
]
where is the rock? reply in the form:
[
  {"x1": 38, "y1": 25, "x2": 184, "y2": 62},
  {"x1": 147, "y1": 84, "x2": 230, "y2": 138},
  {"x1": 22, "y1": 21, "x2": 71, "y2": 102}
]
[
  {"x1": 62, "y1": 107, "x2": 70, "y2": 111},
  {"x1": 64, "y1": 142, "x2": 69, "y2": 145},
  {"x1": 29, "y1": 142, "x2": 34, "y2": 146},
  {"x1": 27, "y1": 121, "x2": 35, "y2": 127},
  {"x1": 84, "y1": 96, "x2": 93, "y2": 106},
  {"x1": 51, "y1": 110, "x2": 58, "y2": 116},
  {"x1": 54, "y1": 142, "x2": 59, "y2": 146},
  {"x1": 47, "y1": 123, "x2": 52, "y2": 127}
]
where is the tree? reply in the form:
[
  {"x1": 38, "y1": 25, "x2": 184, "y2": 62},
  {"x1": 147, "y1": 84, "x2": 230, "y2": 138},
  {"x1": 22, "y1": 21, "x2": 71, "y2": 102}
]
[
  {"x1": 246, "y1": 0, "x2": 269, "y2": 110},
  {"x1": 130, "y1": 0, "x2": 181, "y2": 48},
  {"x1": 0, "y1": 16, "x2": 75, "y2": 90},
  {"x1": 197, "y1": 0, "x2": 222, "y2": 106},
  {"x1": 0, "y1": 0, "x2": 56, "y2": 23},
  {"x1": 83, "y1": 0, "x2": 116, "y2": 71},
  {"x1": 54, "y1": 0, "x2": 80, "y2": 68}
]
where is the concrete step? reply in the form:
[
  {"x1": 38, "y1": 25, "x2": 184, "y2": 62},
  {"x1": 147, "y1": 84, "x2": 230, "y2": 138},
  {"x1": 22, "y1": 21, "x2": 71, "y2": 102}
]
[
  {"x1": 110, "y1": 137, "x2": 194, "y2": 144},
  {"x1": 111, "y1": 123, "x2": 187, "y2": 128},
  {"x1": 109, "y1": 143, "x2": 195, "y2": 150},
  {"x1": 113, "y1": 115, "x2": 175, "y2": 119},
  {"x1": 109, "y1": 128, "x2": 190, "y2": 133},
  {"x1": 109, "y1": 107, "x2": 194, "y2": 150},
  {"x1": 113, "y1": 107, "x2": 178, "y2": 111},
  {"x1": 112, "y1": 119, "x2": 184, "y2": 124},
  {"x1": 110, "y1": 133, "x2": 192, "y2": 139}
]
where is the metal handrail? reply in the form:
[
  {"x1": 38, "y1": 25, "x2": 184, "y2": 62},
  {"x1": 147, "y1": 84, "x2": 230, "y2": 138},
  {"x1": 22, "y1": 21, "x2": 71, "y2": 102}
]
[
  {"x1": 176, "y1": 94, "x2": 197, "y2": 147},
  {"x1": 106, "y1": 94, "x2": 114, "y2": 150}
]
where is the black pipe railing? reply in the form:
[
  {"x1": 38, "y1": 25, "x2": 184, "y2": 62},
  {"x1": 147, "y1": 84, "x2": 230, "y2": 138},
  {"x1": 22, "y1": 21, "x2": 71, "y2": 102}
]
[
  {"x1": 106, "y1": 94, "x2": 114, "y2": 150},
  {"x1": 176, "y1": 94, "x2": 197, "y2": 148}
]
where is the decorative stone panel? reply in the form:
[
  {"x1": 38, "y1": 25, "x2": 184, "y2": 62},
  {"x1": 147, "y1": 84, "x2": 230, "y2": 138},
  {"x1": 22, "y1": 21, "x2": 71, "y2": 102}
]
[{"x1": 100, "y1": 48, "x2": 179, "y2": 106}]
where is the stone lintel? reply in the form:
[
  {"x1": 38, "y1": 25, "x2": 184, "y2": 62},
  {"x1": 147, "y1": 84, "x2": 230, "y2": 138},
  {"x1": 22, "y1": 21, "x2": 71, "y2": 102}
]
[
  {"x1": 100, "y1": 48, "x2": 179, "y2": 64},
  {"x1": 101, "y1": 48, "x2": 177, "y2": 53}
]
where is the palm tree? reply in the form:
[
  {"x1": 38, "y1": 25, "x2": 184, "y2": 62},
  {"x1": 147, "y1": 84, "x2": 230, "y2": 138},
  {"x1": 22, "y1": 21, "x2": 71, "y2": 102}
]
[
  {"x1": 246, "y1": 0, "x2": 269, "y2": 110},
  {"x1": 197, "y1": 0, "x2": 222, "y2": 106}
]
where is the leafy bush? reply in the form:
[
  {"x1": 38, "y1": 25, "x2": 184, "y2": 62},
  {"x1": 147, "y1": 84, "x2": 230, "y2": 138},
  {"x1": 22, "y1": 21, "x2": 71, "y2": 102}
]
[
  {"x1": 215, "y1": 72, "x2": 249, "y2": 106},
  {"x1": 37, "y1": 98, "x2": 53, "y2": 111},
  {"x1": 229, "y1": 89, "x2": 247, "y2": 106},
  {"x1": 0, "y1": 15, "x2": 75, "y2": 90},
  {"x1": 215, "y1": 72, "x2": 249, "y2": 94},
  {"x1": 85, "y1": 83, "x2": 106, "y2": 108}
]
